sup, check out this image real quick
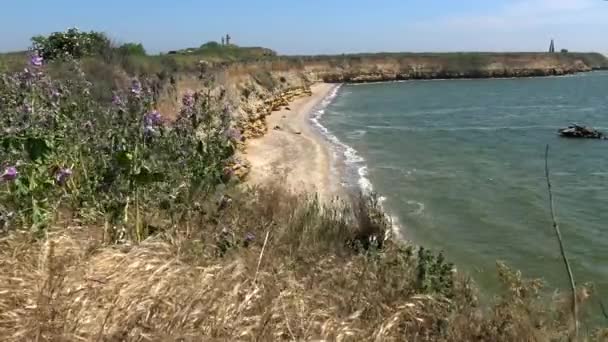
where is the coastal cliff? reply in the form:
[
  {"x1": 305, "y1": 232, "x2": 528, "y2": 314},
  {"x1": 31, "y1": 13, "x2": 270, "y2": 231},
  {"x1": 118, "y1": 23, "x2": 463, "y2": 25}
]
[
  {"x1": 160, "y1": 52, "x2": 608, "y2": 178},
  {"x1": 230, "y1": 52, "x2": 608, "y2": 82},
  {"x1": 305, "y1": 52, "x2": 608, "y2": 82},
  {"x1": 215, "y1": 52, "x2": 608, "y2": 124},
  {"x1": 216, "y1": 52, "x2": 608, "y2": 139}
]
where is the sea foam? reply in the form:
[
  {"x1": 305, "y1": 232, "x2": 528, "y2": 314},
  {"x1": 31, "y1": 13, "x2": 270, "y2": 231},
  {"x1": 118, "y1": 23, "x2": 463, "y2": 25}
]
[{"x1": 309, "y1": 84, "x2": 406, "y2": 241}]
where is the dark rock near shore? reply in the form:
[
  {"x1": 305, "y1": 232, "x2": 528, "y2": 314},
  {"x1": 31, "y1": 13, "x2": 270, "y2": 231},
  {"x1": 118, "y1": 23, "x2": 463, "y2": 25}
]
[{"x1": 558, "y1": 124, "x2": 606, "y2": 139}]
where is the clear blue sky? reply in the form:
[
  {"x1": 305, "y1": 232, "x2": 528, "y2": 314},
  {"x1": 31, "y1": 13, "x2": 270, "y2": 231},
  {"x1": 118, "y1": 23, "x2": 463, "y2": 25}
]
[{"x1": 2, "y1": 0, "x2": 607, "y2": 54}]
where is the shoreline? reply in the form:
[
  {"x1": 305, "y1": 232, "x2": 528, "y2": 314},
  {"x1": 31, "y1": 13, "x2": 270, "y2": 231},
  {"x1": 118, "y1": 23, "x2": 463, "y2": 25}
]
[
  {"x1": 244, "y1": 83, "x2": 342, "y2": 202},
  {"x1": 243, "y1": 82, "x2": 404, "y2": 241}
]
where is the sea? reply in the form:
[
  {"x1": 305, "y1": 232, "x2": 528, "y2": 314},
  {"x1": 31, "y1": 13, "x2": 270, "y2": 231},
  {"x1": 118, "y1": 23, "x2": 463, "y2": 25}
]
[{"x1": 312, "y1": 72, "x2": 608, "y2": 320}]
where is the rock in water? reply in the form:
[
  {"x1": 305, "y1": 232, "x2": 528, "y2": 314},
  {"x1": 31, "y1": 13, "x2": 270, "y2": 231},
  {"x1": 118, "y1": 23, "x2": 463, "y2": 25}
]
[{"x1": 558, "y1": 124, "x2": 606, "y2": 139}]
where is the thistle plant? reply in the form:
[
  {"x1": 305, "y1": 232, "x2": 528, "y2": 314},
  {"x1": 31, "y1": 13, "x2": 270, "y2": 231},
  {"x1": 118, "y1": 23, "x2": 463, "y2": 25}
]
[{"x1": 0, "y1": 54, "x2": 234, "y2": 237}]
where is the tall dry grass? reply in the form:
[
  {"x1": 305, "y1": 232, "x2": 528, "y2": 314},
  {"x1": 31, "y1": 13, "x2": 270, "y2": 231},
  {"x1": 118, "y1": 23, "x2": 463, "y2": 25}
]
[{"x1": 0, "y1": 186, "x2": 605, "y2": 341}]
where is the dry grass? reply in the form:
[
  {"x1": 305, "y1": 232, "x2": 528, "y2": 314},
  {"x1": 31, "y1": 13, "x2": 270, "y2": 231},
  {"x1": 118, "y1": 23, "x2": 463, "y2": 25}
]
[{"x1": 0, "y1": 186, "x2": 605, "y2": 341}]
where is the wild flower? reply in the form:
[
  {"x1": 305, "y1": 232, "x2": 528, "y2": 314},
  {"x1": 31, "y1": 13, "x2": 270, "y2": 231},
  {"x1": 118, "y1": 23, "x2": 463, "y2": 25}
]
[
  {"x1": 182, "y1": 91, "x2": 195, "y2": 108},
  {"x1": 144, "y1": 110, "x2": 162, "y2": 126},
  {"x1": 0, "y1": 52, "x2": 234, "y2": 235},
  {"x1": 111, "y1": 94, "x2": 123, "y2": 106},
  {"x1": 130, "y1": 80, "x2": 142, "y2": 95},
  {"x1": 30, "y1": 54, "x2": 43, "y2": 67},
  {"x1": 1, "y1": 167, "x2": 18, "y2": 182},
  {"x1": 55, "y1": 168, "x2": 73, "y2": 185}
]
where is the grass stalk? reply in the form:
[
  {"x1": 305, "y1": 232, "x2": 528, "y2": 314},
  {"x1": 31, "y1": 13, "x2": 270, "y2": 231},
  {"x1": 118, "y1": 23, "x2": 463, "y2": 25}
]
[{"x1": 545, "y1": 144, "x2": 578, "y2": 338}]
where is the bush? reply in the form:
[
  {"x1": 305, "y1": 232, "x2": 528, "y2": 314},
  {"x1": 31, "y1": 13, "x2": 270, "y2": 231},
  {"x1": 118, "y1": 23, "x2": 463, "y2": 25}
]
[
  {"x1": 31, "y1": 28, "x2": 112, "y2": 60},
  {"x1": 200, "y1": 41, "x2": 221, "y2": 49},
  {"x1": 0, "y1": 57, "x2": 238, "y2": 237},
  {"x1": 117, "y1": 43, "x2": 147, "y2": 56}
]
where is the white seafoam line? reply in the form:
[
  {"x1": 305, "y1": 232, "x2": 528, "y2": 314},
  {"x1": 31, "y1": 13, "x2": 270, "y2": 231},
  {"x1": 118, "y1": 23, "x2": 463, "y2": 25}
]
[{"x1": 308, "y1": 83, "x2": 408, "y2": 241}]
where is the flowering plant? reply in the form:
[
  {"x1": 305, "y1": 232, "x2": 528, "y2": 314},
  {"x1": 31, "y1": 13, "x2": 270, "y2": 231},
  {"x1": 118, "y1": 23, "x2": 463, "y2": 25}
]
[
  {"x1": 0, "y1": 55, "x2": 234, "y2": 237},
  {"x1": 31, "y1": 27, "x2": 111, "y2": 60}
]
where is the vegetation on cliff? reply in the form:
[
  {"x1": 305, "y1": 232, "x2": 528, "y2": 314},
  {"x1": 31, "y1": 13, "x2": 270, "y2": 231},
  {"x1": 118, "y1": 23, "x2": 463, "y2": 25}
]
[
  {"x1": 0, "y1": 32, "x2": 607, "y2": 340},
  {"x1": 169, "y1": 41, "x2": 277, "y2": 60}
]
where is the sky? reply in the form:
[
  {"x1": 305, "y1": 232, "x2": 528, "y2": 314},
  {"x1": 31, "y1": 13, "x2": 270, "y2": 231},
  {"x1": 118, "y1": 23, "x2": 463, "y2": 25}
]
[{"x1": 1, "y1": 0, "x2": 607, "y2": 55}]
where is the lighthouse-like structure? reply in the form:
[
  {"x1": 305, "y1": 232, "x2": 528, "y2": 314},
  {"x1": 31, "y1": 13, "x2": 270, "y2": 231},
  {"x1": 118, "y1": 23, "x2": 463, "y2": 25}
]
[{"x1": 549, "y1": 39, "x2": 555, "y2": 53}]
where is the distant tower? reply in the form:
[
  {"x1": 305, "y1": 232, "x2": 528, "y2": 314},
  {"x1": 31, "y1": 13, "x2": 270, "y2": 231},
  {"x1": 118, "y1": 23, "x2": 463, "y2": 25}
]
[
  {"x1": 549, "y1": 39, "x2": 555, "y2": 53},
  {"x1": 226, "y1": 34, "x2": 231, "y2": 45},
  {"x1": 221, "y1": 36, "x2": 225, "y2": 45}
]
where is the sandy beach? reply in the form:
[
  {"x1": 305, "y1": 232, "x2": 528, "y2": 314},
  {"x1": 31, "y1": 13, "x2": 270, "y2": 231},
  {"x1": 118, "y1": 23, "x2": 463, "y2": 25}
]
[{"x1": 245, "y1": 83, "x2": 338, "y2": 201}]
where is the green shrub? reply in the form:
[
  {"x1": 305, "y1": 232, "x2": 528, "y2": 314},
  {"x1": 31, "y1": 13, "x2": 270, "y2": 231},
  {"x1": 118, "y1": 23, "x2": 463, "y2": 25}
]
[
  {"x1": 0, "y1": 58, "x2": 237, "y2": 237},
  {"x1": 31, "y1": 28, "x2": 112, "y2": 60},
  {"x1": 117, "y1": 43, "x2": 147, "y2": 56},
  {"x1": 200, "y1": 41, "x2": 221, "y2": 49}
]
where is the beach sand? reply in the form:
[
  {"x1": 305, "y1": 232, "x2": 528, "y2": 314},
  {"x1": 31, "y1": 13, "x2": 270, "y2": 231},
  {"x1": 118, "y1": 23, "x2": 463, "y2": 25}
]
[{"x1": 245, "y1": 83, "x2": 339, "y2": 201}]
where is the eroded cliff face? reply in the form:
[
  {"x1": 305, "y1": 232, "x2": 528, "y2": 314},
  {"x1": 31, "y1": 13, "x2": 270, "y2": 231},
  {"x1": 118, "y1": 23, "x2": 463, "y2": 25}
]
[
  {"x1": 154, "y1": 64, "x2": 314, "y2": 180},
  {"x1": 216, "y1": 52, "x2": 608, "y2": 141},
  {"x1": 159, "y1": 52, "x2": 608, "y2": 179},
  {"x1": 253, "y1": 52, "x2": 608, "y2": 83},
  {"x1": 220, "y1": 66, "x2": 313, "y2": 140}
]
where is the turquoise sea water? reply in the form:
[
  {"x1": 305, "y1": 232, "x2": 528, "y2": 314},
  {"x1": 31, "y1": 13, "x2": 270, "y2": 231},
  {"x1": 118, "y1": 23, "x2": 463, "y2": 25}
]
[{"x1": 316, "y1": 72, "x2": 608, "y2": 317}]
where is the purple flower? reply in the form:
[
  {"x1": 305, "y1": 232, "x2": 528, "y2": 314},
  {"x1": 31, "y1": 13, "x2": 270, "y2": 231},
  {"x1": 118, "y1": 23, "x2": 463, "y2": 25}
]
[
  {"x1": 1, "y1": 167, "x2": 18, "y2": 182},
  {"x1": 130, "y1": 80, "x2": 142, "y2": 95},
  {"x1": 22, "y1": 103, "x2": 32, "y2": 114},
  {"x1": 51, "y1": 89, "x2": 61, "y2": 98},
  {"x1": 144, "y1": 110, "x2": 163, "y2": 126},
  {"x1": 111, "y1": 94, "x2": 123, "y2": 106},
  {"x1": 30, "y1": 54, "x2": 43, "y2": 67},
  {"x1": 55, "y1": 168, "x2": 73, "y2": 185},
  {"x1": 182, "y1": 91, "x2": 195, "y2": 108}
]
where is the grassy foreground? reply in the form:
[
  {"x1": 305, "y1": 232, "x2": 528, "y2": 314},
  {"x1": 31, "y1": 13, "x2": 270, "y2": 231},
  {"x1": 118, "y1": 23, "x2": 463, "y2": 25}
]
[
  {"x1": 0, "y1": 46, "x2": 606, "y2": 340},
  {"x1": 2, "y1": 186, "x2": 604, "y2": 341}
]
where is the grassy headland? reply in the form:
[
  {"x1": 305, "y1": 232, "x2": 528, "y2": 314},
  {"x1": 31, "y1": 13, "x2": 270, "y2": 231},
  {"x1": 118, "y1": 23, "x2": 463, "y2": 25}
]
[{"x1": 1, "y1": 30, "x2": 607, "y2": 340}]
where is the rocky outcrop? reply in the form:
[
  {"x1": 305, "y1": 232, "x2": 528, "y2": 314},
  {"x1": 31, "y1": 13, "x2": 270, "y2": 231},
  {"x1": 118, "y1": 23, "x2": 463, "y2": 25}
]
[
  {"x1": 235, "y1": 85, "x2": 312, "y2": 140},
  {"x1": 559, "y1": 124, "x2": 606, "y2": 139},
  {"x1": 224, "y1": 156, "x2": 251, "y2": 181}
]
